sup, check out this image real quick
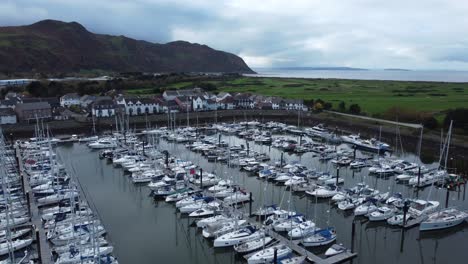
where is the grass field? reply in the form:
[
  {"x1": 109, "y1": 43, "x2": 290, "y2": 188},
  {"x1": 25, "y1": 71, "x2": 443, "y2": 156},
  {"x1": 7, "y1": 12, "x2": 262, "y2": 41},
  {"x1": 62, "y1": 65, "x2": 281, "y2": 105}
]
[{"x1": 157, "y1": 77, "x2": 468, "y2": 116}]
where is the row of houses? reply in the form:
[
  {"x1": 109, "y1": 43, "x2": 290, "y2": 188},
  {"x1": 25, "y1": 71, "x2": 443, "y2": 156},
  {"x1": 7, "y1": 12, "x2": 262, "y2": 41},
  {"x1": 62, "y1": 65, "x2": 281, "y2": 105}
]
[{"x1": 0, "y1": 88, "x2": 307, "y2": 123}]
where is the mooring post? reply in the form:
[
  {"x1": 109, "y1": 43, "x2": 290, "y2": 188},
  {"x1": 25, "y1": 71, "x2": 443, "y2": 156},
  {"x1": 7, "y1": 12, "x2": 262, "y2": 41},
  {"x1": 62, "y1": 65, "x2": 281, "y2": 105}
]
[
  {"x1": 247, "y1": 142, "x2": 250, "y2": 156},
  {"x1": 464, "y1": 183, "x2": 466, "y2": 201},
  {"x1": 417, "y1": 167, "x2": 421, "y2": 187},
  {"x1": 273, "y1": 248, "x2": 278, "y2": 264},
  {"x1": 218, "y1": 134, "x2": 221, "y2": 146},
  {"x1": 21, "y1": 172, "x2": 25, "y2": 195},
  {"x1": 165, "y1": 151, "x2": 169, "y2": 168},
  {"x1": 200, "y1": 168, "x2": 203, "y2": 189},
  {"x1": 299, "y1": 135, "x2": 302, "y2": 145},
  {"x1": 445, "y1": 186, "x2": 450, "y2": 208},
  {"x1": 26, "y1": 192, "x2": 31, "y2": 216},
  {"x1": 336, "y1": 167, "x2": 340, "y2": 186},
  {"x1": 280, "y1": 152, "x2": 284, "y2": 168},
  {"x1": 353, "y1": 147, "x2": 356, "y2": 159},
  {"x1": 351, "y1": 221, "x2": 356, "y2": 252},
  {"x1": 35, "y1": 229, "x2": 42, "y2": 263},
  {"x1": 402, "y1": 200, "x2": 409, "y2": 227},
  {"x1": 249, "y1": 192, "x2": 253, "y2": 217},
  {"x1": 142, "y1": 139, "x2": 145, "y2": 156}
]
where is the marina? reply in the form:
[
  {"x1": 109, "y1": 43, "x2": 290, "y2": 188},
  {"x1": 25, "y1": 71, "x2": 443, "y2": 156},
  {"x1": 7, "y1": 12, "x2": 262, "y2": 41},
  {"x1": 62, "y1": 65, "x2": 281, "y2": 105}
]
[{"x1": 3, "y1": 118, "x2": 463, "y2": 264}]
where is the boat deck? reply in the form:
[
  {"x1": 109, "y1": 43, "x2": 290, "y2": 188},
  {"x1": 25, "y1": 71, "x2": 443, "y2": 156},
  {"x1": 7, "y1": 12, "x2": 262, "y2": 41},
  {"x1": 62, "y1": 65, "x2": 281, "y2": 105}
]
[{"x1": 16, "y1": 146, "x2": 53, "y2": 264}]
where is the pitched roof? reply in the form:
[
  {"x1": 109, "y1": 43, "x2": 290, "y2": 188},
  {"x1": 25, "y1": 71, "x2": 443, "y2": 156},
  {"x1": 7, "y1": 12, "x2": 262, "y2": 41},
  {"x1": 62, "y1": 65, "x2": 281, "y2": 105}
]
[
  {"x1": 0, "y1": 108, "x2": 15, "y2": 116},
  {"x1": 15, "y1": 102, "x2": 51, "y2": 111},
  {"x1": 61, "y1": 93, "x2": 80, "y2": 100}
]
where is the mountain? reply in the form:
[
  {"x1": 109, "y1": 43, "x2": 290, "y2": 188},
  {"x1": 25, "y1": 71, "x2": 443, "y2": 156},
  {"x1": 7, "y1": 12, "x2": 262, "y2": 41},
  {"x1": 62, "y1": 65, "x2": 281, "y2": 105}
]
[{"x1": 0, "y1": 20, "x2": 254, "y2": 74}]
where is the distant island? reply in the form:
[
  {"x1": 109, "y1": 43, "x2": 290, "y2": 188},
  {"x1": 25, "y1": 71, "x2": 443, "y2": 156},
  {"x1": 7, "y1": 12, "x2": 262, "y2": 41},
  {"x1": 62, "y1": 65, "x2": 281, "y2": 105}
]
[
  {"x1": 272, "y1": 67, "x2": 368, "y2": 71},
  {"x1": 383, "y1": 68, "x2": 412, "y2": 71},
  {"x1": 0, "y1": 19, "x2": 254, "y2": 75}
]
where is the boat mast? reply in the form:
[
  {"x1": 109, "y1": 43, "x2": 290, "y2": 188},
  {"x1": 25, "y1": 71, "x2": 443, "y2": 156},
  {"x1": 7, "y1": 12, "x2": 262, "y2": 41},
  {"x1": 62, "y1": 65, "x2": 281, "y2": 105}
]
[{"x1": 444, "y1": 120, "x2": 453, "y2": 170}]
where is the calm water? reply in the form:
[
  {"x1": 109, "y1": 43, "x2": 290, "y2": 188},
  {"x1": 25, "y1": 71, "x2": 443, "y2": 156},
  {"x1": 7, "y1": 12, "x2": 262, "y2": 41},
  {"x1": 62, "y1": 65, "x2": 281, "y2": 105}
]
[
  {"x1": 56, "y1": 134, "x2": 468, "y2": 264},
  {"x1": 248, "y1": 68, "x2": 468, "y2": 83}
]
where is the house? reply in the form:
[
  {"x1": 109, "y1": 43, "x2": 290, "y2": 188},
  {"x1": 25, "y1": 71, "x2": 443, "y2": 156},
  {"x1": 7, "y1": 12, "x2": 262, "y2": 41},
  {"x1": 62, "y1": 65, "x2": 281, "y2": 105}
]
[
  {"x1": 0, "y1": 98, "x2": 21, "y2": 109},
  {"x1": 92, "y1": 99, "x2": 116, "y2": 118},
  {"x1": 60, "y1": 93, "x2": 81, "y2": 107},
  {"x1": 174, "y1": 96, "x2": 192, "y2": 112},
  {"x1": 0, "y1": 108, "x2": 17, "y2": 124},
  {"x1": 127, "y1": 97, "x2": 160, "y2": 115},
  {"x1": 116, "y1": 95, "x2": 160, "y2": 116},
  {"x1": 283, "y1": 99, "x2": 305, "y2": 111},
  {"x1": 22, "y1": 97, "x2": 60, "y2": 110},
  {"x1": 271, "y1": 97, "x2": 283, "y2": 110},
  {"x1": 192, "y1": 96, "x2": 206, "y2": 111},
  {"x1": 233, "y1": 93, "x2": 253, "y2": 109},
  {"x1": 205, "y1": 99, "x2": 217, "y2": 111},
  {"x1": 80, "y1": 95, "x2": 96, "y2": 107},
  {"x1": 15, "y1": 102, "x2": 52, "y2": 122},
  {"x1": 217, "y1": 96, "x2": 235, "y2": 110},
  {"x1": 217, "y1": 92, "x2": 232, "y2": 101},
  {"x1": 52, "y1": 107, "x2": 76, "y2": 121},
  {"x1": 160, "y1": 100, "x2": 180, "y2": 113},
  {"x1": 162, "y1": 88, "x2": 208, "y2": 101}
]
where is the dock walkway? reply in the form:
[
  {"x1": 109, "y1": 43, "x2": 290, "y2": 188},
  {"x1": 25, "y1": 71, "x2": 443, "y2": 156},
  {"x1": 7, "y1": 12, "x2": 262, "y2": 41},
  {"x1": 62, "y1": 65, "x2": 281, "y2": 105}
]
[{"x1": 16, "y1": 146, "x2": 53, "y2": 264}]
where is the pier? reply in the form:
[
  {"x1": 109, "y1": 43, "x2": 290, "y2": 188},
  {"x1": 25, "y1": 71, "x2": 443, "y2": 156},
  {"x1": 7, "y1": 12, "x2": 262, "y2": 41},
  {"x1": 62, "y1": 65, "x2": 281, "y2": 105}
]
[{"x1": 16, "y1": 145, "x2": 53, "y2": 264}]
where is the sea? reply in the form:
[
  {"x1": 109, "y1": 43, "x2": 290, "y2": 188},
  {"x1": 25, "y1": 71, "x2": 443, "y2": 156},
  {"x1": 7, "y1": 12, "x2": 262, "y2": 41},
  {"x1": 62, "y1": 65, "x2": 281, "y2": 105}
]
[{"x1": 247, "y1": 68, "x2": 468, "y2": 83}]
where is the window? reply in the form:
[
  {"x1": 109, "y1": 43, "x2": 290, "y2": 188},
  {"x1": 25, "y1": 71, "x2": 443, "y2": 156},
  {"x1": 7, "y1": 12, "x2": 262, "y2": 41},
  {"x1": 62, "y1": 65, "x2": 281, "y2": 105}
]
[
  {"x1": 137, "y1": 107, "x2": 142, "y2": 115},
  {"x1": 145, "y1": 107, "x2": 149, "y2": 114}
]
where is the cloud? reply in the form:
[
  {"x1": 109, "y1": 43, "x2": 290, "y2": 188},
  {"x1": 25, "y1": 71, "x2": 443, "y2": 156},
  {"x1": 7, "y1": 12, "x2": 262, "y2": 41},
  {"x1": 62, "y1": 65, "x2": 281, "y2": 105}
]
[{"x1": 1, "y1": 0, "x2": 468, "y2": 70}]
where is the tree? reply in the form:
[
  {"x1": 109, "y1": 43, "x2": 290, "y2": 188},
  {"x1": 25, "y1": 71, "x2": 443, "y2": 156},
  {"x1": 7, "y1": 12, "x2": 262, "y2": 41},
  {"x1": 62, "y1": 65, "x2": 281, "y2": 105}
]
[
  {"x1": 349, "y1": 104, "x2": 361, "y2": 114},
  {"x1": 313, "y1": 102, "x2": 323, "y2": 112},
  {"x1": 304, "y1": 99, "x2": 314, "y2": 108},
  {"x1": 323, "y1": 102, "x2": 332, "y2": 110},
  {"x1": 26, "y1": 81, "x2": 46, "y2": 97},
  {"x1": 444, "y1": 108, "x2": 468, "y2": 131},
  {"x1": 423, "y1": 116, "x2": 438, "y2": 130},
  {"x1": 338, "y1": 101, "x2": 346, "y2": 112}
]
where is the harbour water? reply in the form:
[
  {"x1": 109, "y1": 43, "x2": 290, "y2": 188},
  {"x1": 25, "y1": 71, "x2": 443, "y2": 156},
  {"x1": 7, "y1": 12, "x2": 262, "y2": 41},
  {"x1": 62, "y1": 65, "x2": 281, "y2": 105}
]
[
  {"x1": 249, "y1": 68, "x2": 468, "y2": 83},
  {"x1": 57, "y1": 133, "x2": 468, "y2": 264}
]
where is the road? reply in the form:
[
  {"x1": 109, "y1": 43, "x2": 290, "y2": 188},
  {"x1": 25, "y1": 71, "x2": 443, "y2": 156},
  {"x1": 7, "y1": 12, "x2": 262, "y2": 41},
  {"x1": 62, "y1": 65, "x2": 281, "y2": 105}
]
[{"x1": 324, "y1": 110, "x2": 423, "y2": 129}]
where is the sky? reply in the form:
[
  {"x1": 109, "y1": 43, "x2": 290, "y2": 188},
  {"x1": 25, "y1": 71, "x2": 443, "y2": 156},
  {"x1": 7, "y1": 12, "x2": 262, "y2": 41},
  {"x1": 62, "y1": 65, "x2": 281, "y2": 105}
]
[{"x1": 1, "y1": 0, "x2": 468, "y2": 70}]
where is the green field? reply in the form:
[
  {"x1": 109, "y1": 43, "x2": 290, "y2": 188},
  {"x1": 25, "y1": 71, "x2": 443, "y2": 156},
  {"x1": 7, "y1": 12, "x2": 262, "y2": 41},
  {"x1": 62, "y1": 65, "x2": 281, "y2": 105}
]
[{"x1": 158, "y1": 77, "x2": 468, "y2": 116}]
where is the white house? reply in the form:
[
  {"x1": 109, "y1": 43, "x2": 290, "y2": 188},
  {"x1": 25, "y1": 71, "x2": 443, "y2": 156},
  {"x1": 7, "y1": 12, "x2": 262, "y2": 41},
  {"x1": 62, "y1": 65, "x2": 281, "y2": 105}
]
[
  {"x1": 271, "y1": 98, "x2": 283, "y2": 110},
  {"x1": 192, "y1": 96, "x2": 206, "y2": 111},
  {"x1": 116, "y1": 96, "x2": 160, "y2": 116},
  {"x1": 60, "y1": 93, "x2": 81, "y2": 107},
  {"x1": 92, "y1": 100, "x2": 116, "y2": 118},
  {"x1": 283, "y1": 99, "x2": 305, "y2": 111},
  {"x1": 0, "y1": 108, "x2": 17, "y2": 124}
]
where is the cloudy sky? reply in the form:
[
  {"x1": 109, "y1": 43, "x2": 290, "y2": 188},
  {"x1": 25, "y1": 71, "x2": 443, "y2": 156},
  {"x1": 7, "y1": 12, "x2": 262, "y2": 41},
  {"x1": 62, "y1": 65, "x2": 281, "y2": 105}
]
[{"x1": 1, "y1": 0, "x2": 468, "y2": 70}]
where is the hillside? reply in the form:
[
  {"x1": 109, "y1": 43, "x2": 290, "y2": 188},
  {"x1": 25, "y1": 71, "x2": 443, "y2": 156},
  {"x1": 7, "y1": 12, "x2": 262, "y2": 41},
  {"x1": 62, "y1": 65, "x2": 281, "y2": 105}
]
[{"x1": 0, "y1": 20, "x2": 254, "y2": 74}]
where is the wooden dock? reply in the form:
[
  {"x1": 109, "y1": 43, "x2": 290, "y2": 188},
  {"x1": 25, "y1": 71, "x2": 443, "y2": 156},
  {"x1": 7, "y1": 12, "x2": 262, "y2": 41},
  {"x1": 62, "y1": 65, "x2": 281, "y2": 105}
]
[
  {"x1": 265, "y1": 229, "x2": 357, "y2": 264},
  {"x1": 16, "y1": 146, "x2": 53, "y2": 264}
]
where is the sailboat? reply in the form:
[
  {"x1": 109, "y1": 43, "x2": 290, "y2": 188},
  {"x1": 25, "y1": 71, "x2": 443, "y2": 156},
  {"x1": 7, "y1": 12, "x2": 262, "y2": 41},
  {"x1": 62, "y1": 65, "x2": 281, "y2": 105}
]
[
  {"x1": 247, "y1": 243, "x2": 292, "y2": 264},
  {"x1": 420, "y1": 208, "x2": 468, "y2": 231}
]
